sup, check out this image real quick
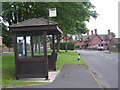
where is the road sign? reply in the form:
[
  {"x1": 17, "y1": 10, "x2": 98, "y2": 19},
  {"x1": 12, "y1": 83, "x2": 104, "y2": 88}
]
[{"x1": 49, "y1": 8, "x2": 57, "y2": 17}]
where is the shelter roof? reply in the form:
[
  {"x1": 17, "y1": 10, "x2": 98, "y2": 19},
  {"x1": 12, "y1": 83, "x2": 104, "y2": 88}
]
[
  {"x1": 9, "y1": 18, "x2": 58, "y2": 28},
  {"x1": 9, "y1": 18, "x2": 63, "y2": 35}
]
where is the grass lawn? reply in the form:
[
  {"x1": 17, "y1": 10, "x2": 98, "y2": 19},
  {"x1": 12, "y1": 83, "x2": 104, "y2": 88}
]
[
  {"x1": 2, "y1": 50, "x2": 86, "y2": 88},
  {"x1": 102, "y1": 50, "x2": 120, "y2": 54},
  {"x1": 110, "y1": 52, "x2": 120, "y2": 54},
  {"x1": 56, "y1": 50, "x2": 87, "y2": 70}
]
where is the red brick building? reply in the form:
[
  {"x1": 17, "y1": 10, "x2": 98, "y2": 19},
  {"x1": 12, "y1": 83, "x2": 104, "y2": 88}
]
[
  {"x1": 76, "y1": 42, "x2": 82, "y2": 48},
  {"x1": 109, "y1": 38, "x2": 120, "y2": 47},
  {"x1": 0, "y1": 36, "x2": 2, "y2": 46},
  {"x1": 79, "y1": 29, "x2": 112, "y2": 49},
  {"x1": 62, "y1": 35, "x2": 70, "y2": 42}
]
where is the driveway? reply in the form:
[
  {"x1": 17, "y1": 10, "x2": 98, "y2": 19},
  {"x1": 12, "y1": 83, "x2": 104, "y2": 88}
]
[
  {"x1": 76, "y1": 50, "x2": 119, "y2": 88},
  {"x1": 22, "y1": 65, "x2": 99, "y2": 88}
]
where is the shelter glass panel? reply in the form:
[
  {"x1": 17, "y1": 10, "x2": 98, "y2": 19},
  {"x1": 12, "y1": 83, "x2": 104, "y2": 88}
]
[
  {"x1": 26, "y1": 36, "x2": 31, "y2": 57},
  {"x1": 17, "y1": 37, "x2": 25, "y2": 59},
  {"x1": 33, "y1": 35, "x2": 44, "y2": 56}
]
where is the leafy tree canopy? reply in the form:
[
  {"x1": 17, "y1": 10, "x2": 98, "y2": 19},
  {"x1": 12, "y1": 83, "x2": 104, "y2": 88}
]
[
  {"x1": 2, "y1": 2, "x2": 98, "y2": 35},
  {"x1": 2, "y1": 24, "x2": 13, "y2": 48},
  {"x1": 110, "y1": 32, "x2": 116, "y2": 38},
  {"x1": 2, "y1": 2, "x2": 98, "y2": 48}
]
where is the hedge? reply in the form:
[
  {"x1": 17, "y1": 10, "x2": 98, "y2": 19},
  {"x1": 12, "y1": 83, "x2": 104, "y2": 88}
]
[
  {"x1": 75, "y1": 45, "x2": 80, "y2": 48},
  {"x1": 50, "y1": 42, "x2": 75, "y2": 50},
  {"x1": 116, "y1": 42, "x2": 120, "y2": 49}
]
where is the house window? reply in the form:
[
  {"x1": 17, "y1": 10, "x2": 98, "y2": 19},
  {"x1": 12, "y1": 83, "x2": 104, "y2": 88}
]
[{"x1": 105, "y1": 44, "x2": 108, "y2": 46}]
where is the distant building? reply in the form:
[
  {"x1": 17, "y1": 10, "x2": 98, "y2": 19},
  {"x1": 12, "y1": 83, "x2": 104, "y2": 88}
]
[
  {"x1": 109, "y1": 38, "x2": 120, "y2": 52},
  {"x1": 0, "y1": 36, "x2": 2, "y2": 46},
  {"x1": 78, "y1": 29, "x2": 113, "y2": 49},
  {"x1": 109, "y1": 38, "x2": 120, "y2": 48},
  {"x1": 62, "y1": 35, "x2": 70, "y2": 42},
  {"x1": 61, "y1": 35, "x2": 74, "y2": 43}
]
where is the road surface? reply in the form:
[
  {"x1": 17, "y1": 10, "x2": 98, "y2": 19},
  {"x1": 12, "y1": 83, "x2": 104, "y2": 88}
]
[{"x1": 76, "y1": 50, "x2": 119, "y2": 88}]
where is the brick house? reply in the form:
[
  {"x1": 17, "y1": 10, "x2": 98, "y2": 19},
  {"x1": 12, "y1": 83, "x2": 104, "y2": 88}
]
[
  {"x1": 61, "y1": 35, "x2": 74, "y2": 43},
  {"x1": 80, "y1": 29, "x2": 112, "y2": 49},
  {"x1": 109, "y1": 38, "x2": 120, "y2": 48},
  {"x1": 62, "y1": 35, "x2": 70, "y2": 42},
  {"x1": 0, "y1": 36, "x2": 2, "y2": 46},
  {"x1": 76, "y1": 42, "x2": 82, "y2": 48},
  {"x1": 109, "y1": 38, "x2": 120, "y2": 52}
]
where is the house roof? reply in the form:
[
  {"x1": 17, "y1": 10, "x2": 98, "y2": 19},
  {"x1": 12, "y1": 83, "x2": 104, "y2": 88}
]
[
  {"x1": 82, "y1": 34, "x2": 112, "y2": 42},
  {"x1": 111, "y1": 38, "x2": 120, "y2": 44},
  {"x1": 9, "y1": 18, "x2": 58, "y2": 28},
  {"x1": 98, "y1": 34, "x2": 112, "y2": 40},
  {"x1": 82, "y1": 35, "x2": 95, "y2": 42}
]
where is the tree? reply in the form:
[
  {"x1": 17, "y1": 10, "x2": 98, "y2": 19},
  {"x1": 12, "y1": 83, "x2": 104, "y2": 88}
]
[
  {"x1": 110, "y1": 32, "x2": 116, "y2": 38},
  {"x1": 2, "y1": 2, "x2": 98, "y2": 52},
  {"x1": 2, "y1": 24, "x2": 13, "y2": 48}
]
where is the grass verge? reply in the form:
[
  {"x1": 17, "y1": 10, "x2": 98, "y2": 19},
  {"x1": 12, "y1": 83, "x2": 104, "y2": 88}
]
[
  {"x1": 2, "y1": 50, "x2": 86, "y2": 88},
  {"x1": 102, "y1": 50, "x2": 120, "y2": 54},
  {"x1": 56, "y1": 50, "x2": 87, "y2": 70}
]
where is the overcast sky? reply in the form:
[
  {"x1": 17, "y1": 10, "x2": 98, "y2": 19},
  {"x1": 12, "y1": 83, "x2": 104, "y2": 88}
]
[{"x1": 86, "y1": 0, "x2": 119, "y2": 38}]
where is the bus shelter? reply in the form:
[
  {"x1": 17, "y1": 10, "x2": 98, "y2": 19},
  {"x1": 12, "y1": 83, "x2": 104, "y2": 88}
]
[{"x1": 9, "y1": 18, "x2": 63, "y2": 80}]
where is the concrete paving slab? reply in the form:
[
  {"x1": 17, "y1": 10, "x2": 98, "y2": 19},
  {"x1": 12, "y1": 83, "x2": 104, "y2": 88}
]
[{"x1": 19, "y1": 70, "x2": 60, "y2": 83}]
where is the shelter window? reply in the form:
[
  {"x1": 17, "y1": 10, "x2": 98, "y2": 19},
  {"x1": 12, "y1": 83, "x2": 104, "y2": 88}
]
[
  {"x1": 17, "y1": 35, "x2": 45, "y2": 59},
  {"x1": 17, "y1": 37, "x2": 25, "y2": 58},
  {"x1": 33, "y1": 35, "x2": 44, "y2": 56}
]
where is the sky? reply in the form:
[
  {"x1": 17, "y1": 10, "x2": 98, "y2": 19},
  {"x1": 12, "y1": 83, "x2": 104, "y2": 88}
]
[{"x1": 86, "y1": 0, "x2": 119, "y2": 38}]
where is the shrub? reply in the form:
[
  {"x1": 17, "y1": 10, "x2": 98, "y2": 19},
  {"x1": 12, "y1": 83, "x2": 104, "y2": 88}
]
[
  {"x1": 75, "y1": 45, "x2": 80, "y2": 48},
  {"x1": 60, "y1": 42, "x2": 75, "y2": 50},
  {"x1": 60, "y1": 42, "x2": 66, "y2": 50},
  {"x1": 2, "y1": 44, "x2": 7, "y2": 48},
  {"x1": 68, "y1": 42, "x2": 75, "y2": 50},
  {"x1": 50, "y1": 42, "x2": 57, "y2": 50},
  {"x1": 50, "y1": 42, "x2": 75, "y2": 50},
  {"x1": 116, "y1": 42, "x2": 120, "y2": 49}
]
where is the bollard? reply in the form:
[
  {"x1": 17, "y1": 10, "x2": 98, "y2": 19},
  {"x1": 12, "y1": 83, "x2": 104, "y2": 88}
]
[{"x1": 78, "y1": 53, "x2": 80, "y2": 60}]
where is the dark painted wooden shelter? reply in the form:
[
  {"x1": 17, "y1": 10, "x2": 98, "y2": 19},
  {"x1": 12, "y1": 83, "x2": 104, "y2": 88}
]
[{"x1": 9, "y1": 18, "x2": 63, "y2": 80}]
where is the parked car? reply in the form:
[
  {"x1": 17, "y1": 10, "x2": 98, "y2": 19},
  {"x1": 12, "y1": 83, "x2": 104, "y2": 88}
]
[{"x1": 98, "y1": 46, "x2": 105, "y2": 51}]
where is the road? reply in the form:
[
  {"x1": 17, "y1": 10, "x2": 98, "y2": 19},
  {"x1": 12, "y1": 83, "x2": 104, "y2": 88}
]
[{"x1": 76, "y1": 50, "x2": 119, "y2": 88}]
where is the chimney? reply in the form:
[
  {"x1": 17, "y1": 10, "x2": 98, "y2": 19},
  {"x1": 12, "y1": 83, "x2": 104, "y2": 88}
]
[
  {"x1": 87, "y1": 32, "x2": 89, "y2": 35},
  {"x1": 94, "y1": 29, "x2": 97, "y2": 35},
  {"x1": 91, "y1": 30, "x2": 93, "y2": 35},
  {"x1": 108, "y1": 30, "x2": 110, "y2": 35}
]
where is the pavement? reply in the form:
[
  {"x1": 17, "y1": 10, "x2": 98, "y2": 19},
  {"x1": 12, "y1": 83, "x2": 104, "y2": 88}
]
[
  {"x1": 20, "y1": 65, "x2": 99, "y2": 88},
  {"x1": 19, "y1": 70, "x2": 60, "y2": 83},
  {"x1": 75, "y1": 50, "x2": 119, "y2": 88}
]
